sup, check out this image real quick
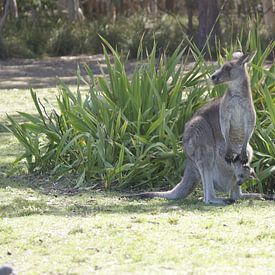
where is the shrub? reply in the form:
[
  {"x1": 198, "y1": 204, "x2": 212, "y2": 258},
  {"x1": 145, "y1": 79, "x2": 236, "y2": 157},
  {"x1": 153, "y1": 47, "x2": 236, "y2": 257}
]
[
  {"x1": 0, "y1": 36, "x2": 8, "y2": 59},
  {"x1": 7, "y1": 39, "x2": 209, "y2": 190},
  {"x1": 48, "y1": 15, "x2": 187, "y2": 58},
  {"x1": 49, "y1": 22, "x2": 78, "y2": 56},
  {"x1": 1, "y1": 13, "x2": 272, "y2": 60},
  {"x1": 3, "y1": 18, "x2": 53, "y2": 58}
]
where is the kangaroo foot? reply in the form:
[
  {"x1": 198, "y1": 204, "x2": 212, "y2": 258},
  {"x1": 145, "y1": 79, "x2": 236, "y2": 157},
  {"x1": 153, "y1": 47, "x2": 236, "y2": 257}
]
[{"x1": 205, "y1": 197, "x2": 235, "y2": 205}]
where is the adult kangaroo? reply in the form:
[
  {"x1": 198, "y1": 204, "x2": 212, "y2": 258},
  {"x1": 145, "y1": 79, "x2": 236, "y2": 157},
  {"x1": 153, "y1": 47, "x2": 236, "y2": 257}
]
[
  {"x1": 127, "y1": 53, "x2": 270, "y2": 205},
  {"x1": 212, "y1": 52, "x2": 257, "y2": 164}
]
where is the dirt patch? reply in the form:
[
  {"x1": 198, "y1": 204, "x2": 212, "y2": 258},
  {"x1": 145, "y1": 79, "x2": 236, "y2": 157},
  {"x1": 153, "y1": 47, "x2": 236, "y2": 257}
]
[
  {"x1": 0, "y1": 55, "x2": 137, "y2": 89},
  {"x1": 0, "y1": 55, "x2": 273, "y2": 90}
]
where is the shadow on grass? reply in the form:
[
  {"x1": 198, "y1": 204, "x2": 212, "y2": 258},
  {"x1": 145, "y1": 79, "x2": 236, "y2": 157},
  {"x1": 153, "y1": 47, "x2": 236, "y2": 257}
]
[
  {"x1": 0, "y1": 194, "x2": 217, "y2": 219},
  {"x1": 0, "y1": 174, "x2": 223, "y2": 218},
  {"x1": 2, "y1": 169, "x2": 273, "y2": 219}
]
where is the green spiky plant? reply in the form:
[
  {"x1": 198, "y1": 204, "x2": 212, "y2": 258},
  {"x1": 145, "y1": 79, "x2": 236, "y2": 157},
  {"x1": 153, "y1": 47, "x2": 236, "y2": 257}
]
[{"x1": 7, "y1": 37, "x2": 210, "y2": 190}]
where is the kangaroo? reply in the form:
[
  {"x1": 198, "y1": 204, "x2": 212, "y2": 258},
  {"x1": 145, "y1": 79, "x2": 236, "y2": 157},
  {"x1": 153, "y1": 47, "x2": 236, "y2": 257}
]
[
  {"x1": 211, "y1": 52, "x2": 256, "y2": 164},
  {"x1": 125, "y1": 53, "x2": 269, "y2": 205},
  {"x1": 126, "y1": 147, "x2": 257, "y2": 202}
]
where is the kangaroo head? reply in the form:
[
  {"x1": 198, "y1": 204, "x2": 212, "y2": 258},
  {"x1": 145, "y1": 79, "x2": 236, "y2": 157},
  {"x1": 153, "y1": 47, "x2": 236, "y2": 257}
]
[
  {"x1": 211, "y1": 52, "x2": 256, "y2": 85},
  {"x1": 232, "y1": 159, "x2": 257, "y2": 186}
]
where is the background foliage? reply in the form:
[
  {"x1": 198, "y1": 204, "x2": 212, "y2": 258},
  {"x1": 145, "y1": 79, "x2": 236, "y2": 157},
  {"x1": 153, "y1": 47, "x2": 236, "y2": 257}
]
[{"x1": 0, "y1": 0, "x2": 274, "y2": 59}]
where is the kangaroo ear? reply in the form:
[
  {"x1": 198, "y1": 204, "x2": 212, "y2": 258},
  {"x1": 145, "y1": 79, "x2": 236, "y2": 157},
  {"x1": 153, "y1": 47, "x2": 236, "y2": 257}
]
[
  {"x1": 237, "y1": 51, "x2": 257, "y2": 66},
  {"x1": 232, "y1": 51, "x2": 244, "y2": 60}
]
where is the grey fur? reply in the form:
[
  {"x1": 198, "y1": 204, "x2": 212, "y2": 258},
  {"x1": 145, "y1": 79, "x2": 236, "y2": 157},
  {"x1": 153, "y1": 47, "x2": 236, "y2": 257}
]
[
  {"x1": 125, "y1": 54, "x2": 270, "y2": 205},
  {"x1": 211, "y1": 52, "x2": 256, "y2": 163}
]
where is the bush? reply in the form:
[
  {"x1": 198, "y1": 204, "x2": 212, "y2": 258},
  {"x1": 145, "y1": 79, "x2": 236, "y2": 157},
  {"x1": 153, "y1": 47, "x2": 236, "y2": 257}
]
[
  {"x1": 0, "y1": 36, "x2": 8, "y2": 59},
  {"x1": 7, "y1": 39, "x2": 209, "y2": 190},
  {"x1": 2, "y1": 18, "x2": 53, "y2": 58},
  {"x1": 49, "y1": 22, "x2": 83, "y2": 56},
  {"x1": 48, "y1": 15, "x2": 187, "y2": 58}
]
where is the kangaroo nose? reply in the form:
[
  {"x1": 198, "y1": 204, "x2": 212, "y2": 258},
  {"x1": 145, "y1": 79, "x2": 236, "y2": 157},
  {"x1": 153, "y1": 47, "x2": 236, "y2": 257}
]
[{"x1": 211, "y1": 75, "x2": 217, "y2": 81}]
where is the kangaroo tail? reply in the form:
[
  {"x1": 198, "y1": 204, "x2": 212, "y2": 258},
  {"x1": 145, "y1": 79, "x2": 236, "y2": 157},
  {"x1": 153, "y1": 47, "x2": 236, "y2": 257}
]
[{"x1": 124, "y1": 159, "x2": 199, "y2": 200}]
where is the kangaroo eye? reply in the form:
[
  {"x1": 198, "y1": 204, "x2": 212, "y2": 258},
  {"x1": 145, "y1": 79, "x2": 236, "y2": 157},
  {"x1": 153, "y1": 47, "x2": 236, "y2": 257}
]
[{"x1": 224, "y1": 65, "x2": 231, "y2": 72}]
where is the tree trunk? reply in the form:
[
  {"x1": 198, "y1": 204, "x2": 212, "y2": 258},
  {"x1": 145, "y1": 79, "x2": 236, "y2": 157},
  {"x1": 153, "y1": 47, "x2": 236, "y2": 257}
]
[
  {"x1": 158, "y1": 0, "x2": 166, "y2": 11},
  {"x1": 198, "y1": 0, "x2": 220, "y2": 52},
  {"x1": 185, "y1": 0, "x2": 197, "y2": 37},
  {"x1": 57, "y1": 0, "x2": 66, "y2": 15},
  {"x1": 9, "y1": 0, "x2": 18, "y2": 18},
  {"x1": 0, "y1": 0, "x2": 11, "y2": 32},
  {"x1": 67, "y1": 0, "x2": 77, "y2": 20},
  {"x1": 67, "y1": 0, "x2": 84, "y2": 21},
  {"x1": 262, "y1": 0, "x2": 275, "y2": 34},
  {"x1": 151, "y1": 0, "x2": 158, "y2": 16},
  {"x1": 187, "y1": 7, "x2": 193, "y2": 36},
  {"x1": 166, "y1": 0, "x2": 175, "y2": 11}
]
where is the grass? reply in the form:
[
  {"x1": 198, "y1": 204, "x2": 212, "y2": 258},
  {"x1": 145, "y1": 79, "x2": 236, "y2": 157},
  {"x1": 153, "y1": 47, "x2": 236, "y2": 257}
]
[
  {"x1": 0, "y1": 88, "x2": 59, "y2": 122},
  {"x1": 0, "y1": 89, "x2": 274, "y2": 274},
  {"x1": 0, "y1": 88, "x2": 60, "y2": 167},
  {"x1": 0, "y1": 178, "x2": 274, "y2": 274}
]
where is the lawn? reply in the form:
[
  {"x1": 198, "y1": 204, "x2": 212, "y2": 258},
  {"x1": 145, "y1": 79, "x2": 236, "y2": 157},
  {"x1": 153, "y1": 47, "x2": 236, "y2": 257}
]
[{"x1": 0, "y1": 88, "x2": 274, "y2": 274}]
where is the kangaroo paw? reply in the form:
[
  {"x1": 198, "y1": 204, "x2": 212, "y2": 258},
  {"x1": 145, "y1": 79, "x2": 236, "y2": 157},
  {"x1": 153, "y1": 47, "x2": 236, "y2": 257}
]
[
  {"x1": 233, "y1": 154, "x2": 240, "y2": 163},
  {"x1": 240, "y1": 151, "x2": 249, "y2": 164},
  {"x1": 225, "y1": 153, "x2": 234, "y2": 163}
]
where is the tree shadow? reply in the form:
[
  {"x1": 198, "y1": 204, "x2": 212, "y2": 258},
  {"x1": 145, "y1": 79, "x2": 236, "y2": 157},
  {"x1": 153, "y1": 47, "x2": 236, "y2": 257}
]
[
  {"x1": 0, "y1": 194, "x2": 219, "y2": 219},
  {"x1": 0, "y1": 173, "x2": 223, "y2": 218}
]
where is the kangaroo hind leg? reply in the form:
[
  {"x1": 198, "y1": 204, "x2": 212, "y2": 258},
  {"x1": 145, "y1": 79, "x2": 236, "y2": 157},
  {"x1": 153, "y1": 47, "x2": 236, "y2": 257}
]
[
  {"x1": 197, "y1": 163, "x2": 234, "y2": 205},
  {"x1": 195, "y1": 146, "x2": 234, "y2": 205},
  {"x1": 185, "y1": 116, "x2": 234, "y2": 205}
]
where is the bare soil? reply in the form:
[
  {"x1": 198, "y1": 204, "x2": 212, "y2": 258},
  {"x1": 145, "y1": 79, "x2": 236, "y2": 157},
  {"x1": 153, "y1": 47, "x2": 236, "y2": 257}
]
[
  {"x1": 0, "y1": 55, "x2": 138, "y2": 89},
  {"x1": 0, "y1": 55, "x2": 273, "y2": 90}
]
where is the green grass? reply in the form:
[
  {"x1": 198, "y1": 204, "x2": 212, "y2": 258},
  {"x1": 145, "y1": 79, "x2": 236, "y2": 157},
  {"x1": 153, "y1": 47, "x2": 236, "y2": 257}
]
[
  {"x1": 0, "y1": 87, "x2": 274, "y2": 274},
  {"x1": 0, "y1": 88, "x2": 60, "y2": 167},
  {"x1": 0, "y1": 88, "x2": 59, "y2": 122},
  {"x1": 0, "y1": 178, "x2": 274, "y2": 274}
]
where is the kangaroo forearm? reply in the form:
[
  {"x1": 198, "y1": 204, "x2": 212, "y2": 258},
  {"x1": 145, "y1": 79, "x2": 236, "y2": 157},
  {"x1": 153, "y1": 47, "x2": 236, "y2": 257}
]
[{"x1": 220, "y1": 122, "x2": 230, "y2": 146}]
